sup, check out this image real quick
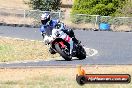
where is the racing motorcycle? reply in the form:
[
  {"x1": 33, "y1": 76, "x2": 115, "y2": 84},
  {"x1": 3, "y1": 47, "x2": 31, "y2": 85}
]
[{"x1": 45, "y1": 29, "x2": 86, "y2": 61}]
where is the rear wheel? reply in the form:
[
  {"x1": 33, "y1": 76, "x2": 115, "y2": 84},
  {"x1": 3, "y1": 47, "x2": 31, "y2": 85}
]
[
  {"x1": 55, "y1": 43, "x2": 72, "y2": 61},
  {"x1": 77, "y1": 46, "x2": 86, "y2": 60}
]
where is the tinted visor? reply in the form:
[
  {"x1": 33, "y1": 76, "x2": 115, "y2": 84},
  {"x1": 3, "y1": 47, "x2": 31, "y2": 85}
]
[{"x1": 41, "y1": 19, "x2": 48, "y2": 25}]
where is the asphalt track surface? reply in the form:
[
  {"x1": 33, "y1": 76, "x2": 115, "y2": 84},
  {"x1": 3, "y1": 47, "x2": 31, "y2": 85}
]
[{"x1": 0, "y1": 26, "x2": 132, "y2": 68}]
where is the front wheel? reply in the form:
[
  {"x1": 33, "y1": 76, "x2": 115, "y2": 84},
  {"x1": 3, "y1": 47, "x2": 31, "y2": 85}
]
[{"x1": 55, "y1": 43, "x2": 72, "y2": 61}]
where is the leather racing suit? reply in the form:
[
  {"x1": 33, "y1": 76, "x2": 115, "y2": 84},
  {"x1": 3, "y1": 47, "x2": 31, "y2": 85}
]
[{"x1": 40, "y1": 19, "x2": 74, "y2": 55}]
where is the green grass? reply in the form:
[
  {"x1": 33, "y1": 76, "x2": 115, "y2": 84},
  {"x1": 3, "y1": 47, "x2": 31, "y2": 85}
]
[
  {"x1": 0, "y1": 44, "x2": 14, "y2": 62},
  {"x1": 0, "y1": 37, "x2": 59, "y2": 62},
  {"x1": 0, "y1": 45, "x2": 12, "y2": 52}
]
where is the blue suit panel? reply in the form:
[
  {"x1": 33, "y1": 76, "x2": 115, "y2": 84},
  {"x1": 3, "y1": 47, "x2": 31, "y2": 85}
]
[{"x1": 40, "y1": 20, "x2": 58, "y2": 35}]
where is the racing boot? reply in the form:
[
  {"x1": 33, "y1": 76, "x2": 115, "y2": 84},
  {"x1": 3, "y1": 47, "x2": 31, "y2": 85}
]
[{"x1": 72, "y1": 37, "x2": 81, "y2": 44}]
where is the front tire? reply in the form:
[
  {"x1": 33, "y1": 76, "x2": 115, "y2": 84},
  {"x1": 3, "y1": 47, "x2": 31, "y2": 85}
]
[{"x1": 55, "y1": 44, "x2": 72, "y2": 61}]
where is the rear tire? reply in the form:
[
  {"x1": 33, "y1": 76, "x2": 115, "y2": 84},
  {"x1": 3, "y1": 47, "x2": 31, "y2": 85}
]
[
  {"x1": 55, "y1": 44, "x2": 72, "y2": 61},
  {"x1": 77, "y1": 46, "x2": 86, "y2": 60}
]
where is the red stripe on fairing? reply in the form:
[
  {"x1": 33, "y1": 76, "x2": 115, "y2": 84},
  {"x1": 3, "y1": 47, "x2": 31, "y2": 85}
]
[
  {"x1": 59, "y1": 41, "x2": 65, "y2": 48},
  {"x1": 64, "y1": 35, "x2": 71, "y2": 43}
]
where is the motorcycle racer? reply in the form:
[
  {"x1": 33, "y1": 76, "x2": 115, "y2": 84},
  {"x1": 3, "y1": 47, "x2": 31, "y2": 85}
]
[{"x1": 39, "y1": 12, "x2": 77, "y2": 55}]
